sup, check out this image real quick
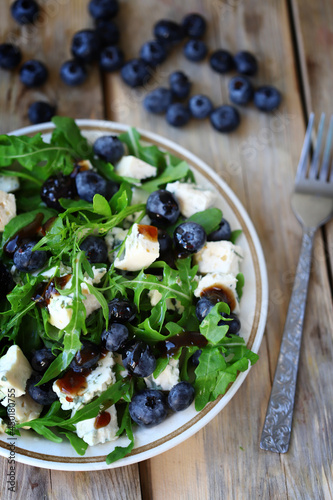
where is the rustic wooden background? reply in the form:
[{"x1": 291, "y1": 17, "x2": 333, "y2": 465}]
[{"x1": 0, "y1": 0, "x2": 332, "y2": 498}]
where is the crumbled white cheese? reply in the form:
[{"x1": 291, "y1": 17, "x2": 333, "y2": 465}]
[
  {"x1": 148, "y1": 289, "x2": 162, "y2": 306},
  {"x1": 48, "y1": 266, "x2": 107, "y2": 330},
  {"x1": 2, "y1": 393, "x2": 42, "y2": 429},
  {"x1": 166, "y1": 181, "x2": 216, "y2": 218},
  {"x1": 114, "y1": 223, "x2": 159, "y2": 271},
  {"x1": 77, "y1": 159, "x2": 93, "y2": 170},
  {"x1": 0, "y1": 190, "x2": 16, "y2": 232},
  {"x1": 75, "y1": 404, "x2": 119, "y2": 446},
  {"x1": 0, "y1": 175, "x2": 20, "y2": 193},
  {"x1": 53, "y1": 352, "x2": 116, "y2": 411},
  {"x1": 0, "y1": 345, "x2": 33, "y2": 398},
  {"x1": 193, "y1": 241, "x2": 243, "y2": 275},
  {"x1": 147, "y1": 290, "x2": 184, "y2": 314},
  {"x1": 115, "y1": 155, "x2": 157, "y2": 181},
  {"x1": 0, "y1": 417, "x2": 7, "y2": 433},
  {"x1": 194, "y1": 272, "x2": 240, "y2": 313},
  {"x1": 145, "y1": 358, "x2": 180, "y2": 391},
  {"x1": 105, "y1": 227, "x2": 128, "y2": 262}
]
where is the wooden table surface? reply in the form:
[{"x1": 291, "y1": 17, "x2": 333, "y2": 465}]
[{"x1": 0, "y1": 0, "x2": 332, "y2": 499}]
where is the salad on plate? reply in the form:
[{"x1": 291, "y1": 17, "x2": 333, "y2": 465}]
[{"x1": 0, "y1": 117, "x2": 258, "y2": 464}]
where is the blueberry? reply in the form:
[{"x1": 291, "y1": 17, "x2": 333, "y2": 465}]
[
  {"x1": 11, "y1": 0, "x2": 39, "y2": 24},
  {"x1": 121, "y1": 58, "x2": 151, "y2": 88},
  {"x1": 96, "y1": 20, "x2": 120, "y2": 46},
  {"x1": 20, "y1": 60, "x2": 48, "y2": 87},
  {"x1": 191, "y1": 349, "x2": 202, "y2": 367},
  {"x1": 0, "y1": 260, "x2": 14, "y2": 300},
  {"x1": 0, "y1": 44, "x2": 22, "y2": 69},
  {"x1": 140, "y1": 40, "x2": 167, "y2": 67},
  {"x1": 75, "y1": 170, "x2": 112, "y2": 202},
  {"x1": 129, "y1": 389, "x2": 167, "y2": 427},
  {"x1": 13, "y1": 240, "x2": 47, "y2": 273},
  {"x1": 28, "y1": 102, "x2": 56, "y2": 125},
  {"x1": 210, "y1": 105, "x2": 240, "y2": 133},
  {"x1": 88, "y1": 0, "x2": 119, "y2": 20},
  {"x1": 154, "y1": 19, "x2": 185, "y2": 45},
  {"x1": 146, "y1": 190, "x2": 180, "y2": 227},
  {"x1": 195, "y1": 297, "x2": 214, "y2": 322},
  {"x1": 218, "y1": 312, "x2": 241, "y2": 336},
  {"x1": 27, "y1": 374, "x2": 57, "y2": 405},
  {"x1": 144, "y1": 87, "x2": 173, "y2": 114},
  {"x1": 228, "y1": 76, "x2": 254, "y2": 105},
  {"x1": 181, "y1": 13, "x2": 206, "y2": 39},
  {"x1": 189, "y1": 94, "x2": 213, "y2": 119},
  {"x1": 166, "y1": 103, "x2": 191, "y2": 127},
  {"x1": 108, "y1": 298, "x2": 137, "y2": 323},
  {"x1": 183, "y1": 39, "x2": 207, "y2": 62},
  {"x1": 93, "y1": 135, "x2": 125, "y2": 163},
  {"x1": 100, "y1": 46, "x2": 124, "y2": 72},
  {"x1": 70, "y1": 341, "x2": 101, "y2": 373},
  {"x1": 122, "y1": 341, "x2": 156, "y2": 377},
  {"x1": 169, "y1": 71, "x2": 191, "y2": 100},
  {"x1": 234, "y1": 51, "x2": 258, "y2": 76},
  {"x1": 80, "y1": 235, "x2": 108, "y2": 263},
  {"x1": 157, "y1": 229, "x2": 173, "y2": 254},
  {"x1": 102, "y1": 323, "x2": 129, "y2": 352},
  {"x1": 71, "y1": 30, "x2": 101, "y2": 63},
  {"x1": 168, "y1": 381, "x2": 195, "y2": 412},
  {"x1": 209, "y1": 49, "x2": 234, "y2": 74},
  {"x1": 254, "y1": 86, "x2": 281, "y2": 112},
  {"x1": 41, "y1": 174, "x2": 77, "y2": 211},
  {"x1": 207, "y1": 218, "x2": 231, "y2": 241},
  {"x1": 31, "y1": 348, "x2": 56, "y2": 373},
  {"x1": 60, "y1": 60, "x2": 87, "y2": 86},
  {"x1": 174, "y1": 222, "x2": 206, "y2": 253}
]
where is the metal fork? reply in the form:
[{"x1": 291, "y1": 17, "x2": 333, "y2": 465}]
[{"x1": 260, "y1": 113, "x2": 333, "y2": 453}]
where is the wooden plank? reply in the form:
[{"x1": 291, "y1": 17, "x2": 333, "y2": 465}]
[
  {"x1": 0, "y1": 2, "x2": 141, "y2": 498},
  {"x1": 290, "y1": 0, "x2": 333, "y2": 286},
  {"x1": 102, "y1": 0, "x2": 333, "y2": 499}
]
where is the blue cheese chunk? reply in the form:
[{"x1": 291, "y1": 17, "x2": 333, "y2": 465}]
[
  {"x1": 115, "y1": 155, "x2": 157, "y2": 181},
  {"x1": 48, "y1": 266, "x2": 107, "y2": 330},
  {"x1": 75, "y1": 404, "x2": 119, "y2": 446},
  {"x1": 0, "y1": 175, "x2": 20, "y2": 193},
  {"x1": 2, "y1": 393, "x2": 42, "y2": 429},
  {"x1": 193, "y1": 241, "x2": 243, "y2": 275},
  {"x1": 0, "y1": 418, "x2": 7, "y2": 433},
  {"x1": 166, "y1": 181, "x2": 216, "y2": 218},
  {"x1": 145, "y1": 358, "x2": 180, "y2": 391},
  {"x1": 194, "y1": 272, "x2": 240, "y2": 313},
  {"x1": 53, "y1": 352, "x2": 116, "y2": 411},
  {"x1": 0, "y1": 190, "x2": 16, "y2": 232},
  {"x1": 105, "y1": 227, "x2": 128, "y2": 262},
  {"x1": 0, "y1": 345, "x2": 33, "y2": 398},
  {"x1": 114, "y1": 223, "x2": 159, "y2": 271},
  {"x1": 148, "y1": 290, "x2": 184, "y2": 314}
]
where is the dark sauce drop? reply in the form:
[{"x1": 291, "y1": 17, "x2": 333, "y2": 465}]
[
  {"x1": 94, "y1": 411, "x2": 111, "y2": 429},
  {"x1": 32, "y1": 274, "x2": 72, "y2": 306},
  {"x1": 201, "y1": 285, "x2": 236, "y2": 311},
  {"x1": 157, "y1": 331, "x2": 208, "y2": 357},
  {"x1": 56, "y1": 370, "x2": 88, "y2": 396},
  {"x1": 4, "y1": 213, "x2": 44, "y2": 255},
  {"x1": 137, "y1": 224, "x2": 158, "y2": 241}
]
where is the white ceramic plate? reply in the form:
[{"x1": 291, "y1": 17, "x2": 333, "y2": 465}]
[{"x1": 0, "y1": 120, "x2": 268, "y2": 470}]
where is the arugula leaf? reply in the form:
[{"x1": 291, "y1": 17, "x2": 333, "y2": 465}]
[
  {"x1": 230, "y1": 229, "x2": 242, "y2": 244},
  {"x1": 106, "y1": 404, "x2": 134, "y2": 465},
  {"x1": 141, "y1": 161, "x2": 190, "y2": 193},
  {"x1": 199, "y1": 302, "x2": 230, "y2": 343},
  {"x1": 187, "y1": 208, "x2": 222, "y2": 234},
  {"x1": 93, "y1": 194, "x2": 112, "y2": 218},
  {"x1": 2, "y1": 208, "x2": 56, "y2": 245},
  {"x1": 236, "y1": 273, "x2": 245, "y2": 300},
  {"x1": 194, "y1": 347, "x2": 227, "y2": 411},
  {"x1": 51, "y1": 116, "x2": 93, "y2": 160},
  {"x1": 58, "y1": 430, "x2": 88, "y2": 456}
]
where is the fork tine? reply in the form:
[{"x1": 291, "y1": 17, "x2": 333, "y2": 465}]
[
  {"x1": 309, "y1": 113, "x2": 326, "y2": 179},
  {"x1": 295, "y1": 112, "x2": 315, "y2": 184},
  {"x1": 319, "y1": 115, "x2": 333, "y2": 181}
]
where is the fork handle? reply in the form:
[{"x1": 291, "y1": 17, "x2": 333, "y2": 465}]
[{"x1": 260, "y1": 227, "x2": 316, "y2": 453}]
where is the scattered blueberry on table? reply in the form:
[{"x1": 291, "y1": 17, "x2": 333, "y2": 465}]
[
  {"x1": 99, "y1": 45, "x2": 124, "y2": 72},
  {"x1": 166, "y1": 102, "x2": 191, "y2": 127},
  {"x1": 228, "y1": 76, "x2": 254, "y2": 105},
  {"x1": 254, "y1": 85, "x2": 282, "y2": 111},
  {"x1": 181, "y1": 12, "x2": 206, "y2": 39},
  {"x1": 210, "y1": 105, "x2": 241, "y2": 133},
  {"x1": 189, "y1": 94, "x2": 213, "y2": 119},
  {"x1": 169, "y1": 71, "x2": 192, "y2": 100},
  {"x1": 233, "y1": 50, "x2": 258, "y2": 76},
  {"x1": 11, "y1": 0, "x2": 39, "y2": 25},
  {"x1": 121, "y1": 58, "x2": 151, "y2": 87},
  {"x1": 88, "y1": 0, "x2": 119, "y2": 20},
  {"x1": 20, "y1": 60, "x2": 48, "y2": 87},
  {"x1": 140, "y1": 40, "x2": 168, "y2": 67},
  {"x1": 71, "y1": 29, "x2": 101, "y2": 62},
  {"x1": 154, "y1": 19, "x2": 185, "y2": 44},
  {"x1": 183, "y1": 39, "x2": 208, "y2": 62},
  {"x1": 28, "y1": 101, "x2": 56, "y2": 124},
  {"x1": 209, "y1": 49, "x2": 234, "y2": 74},
  {"x1": 60, "y1": 59, "x2": 88, "y2": 86},
  {"x1": 144, "y1": 87, "x2": 173, "y2": 114},
  {"x1": 95, "y1": 19, "x2": 120, "y2": 46},
  {"x1": 0, "y1": 43, "x2": 22, "y2": 69}
]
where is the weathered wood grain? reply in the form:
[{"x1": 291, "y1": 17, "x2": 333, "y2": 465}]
[
  {"x1": 0, "y1": 2, "x2": 141, "y2": 499},
  {"x1": 102, "y1": 1, "x2": 333, "y2": 499}
]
